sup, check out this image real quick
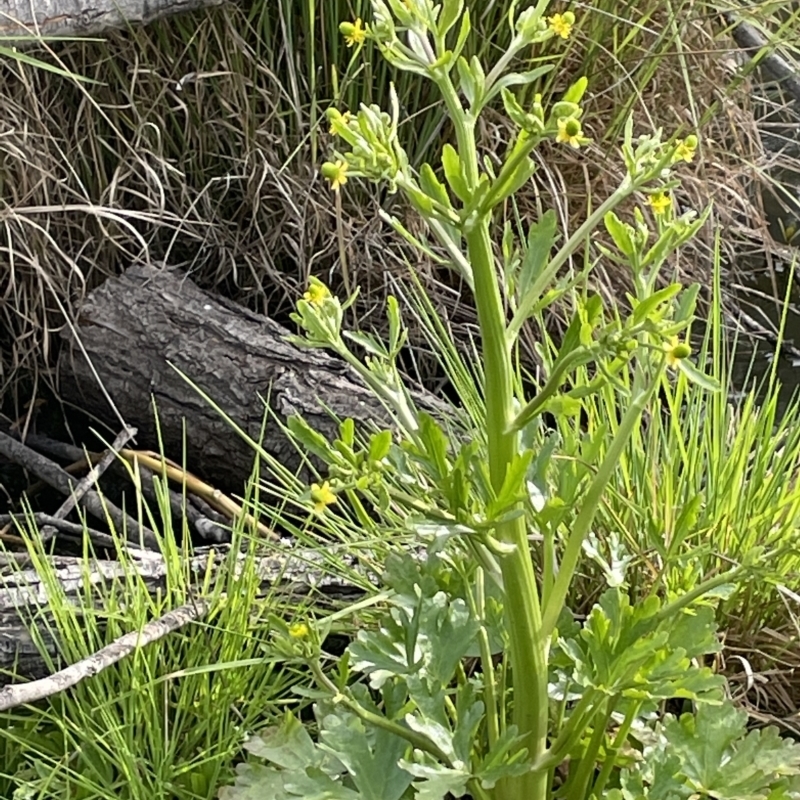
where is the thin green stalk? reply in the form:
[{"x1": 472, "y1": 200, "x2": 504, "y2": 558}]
[
  {"x1": 476, "y1": 569, "x2": 500, "y2": 748},
  {"x1": 531, "y1": 687, "x2": 603, "y2": 772},
  {"x1": 310, "y1": 661, "x2": 455, "y2": 765},
  {"x1": 590, "y1": 700, "x2": 641, "y2": 798},
  {"x1": 332, "y1": 341, "x2": 421, "y2": 439},
  {"x1": 652, "y1": 567, "x2": 745, "y2": 624},
  {"x1": 564, "y1": 697, "x2": 615, "y2": 800},
  {"x1": 507, "y1": 177, "x2": 634, "y2": 341},
  {"x1": 483, "y1": 33, "x2": 526, "y2": 91},
  {"x1": 508, "y1": 345, "x2": 600, "y2": 432},
  {"x1": 479, "y1": 129, "x2": 538, "y2": 215},
  {"x1": 541, "y1": 362, "x2": 663, "y2": 638},
  {"x1": 436, "y1": 75, "x2": 477, "y2": 184}
]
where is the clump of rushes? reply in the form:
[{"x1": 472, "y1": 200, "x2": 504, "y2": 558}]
[{"x1": 221, "y1": 3, "x2": 800, "y2": 799}]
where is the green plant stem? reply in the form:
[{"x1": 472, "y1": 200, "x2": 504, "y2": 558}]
[
  {"x1": 531, "y1": 689, "x2": 605, "y2": 773},
  {"x1": 507, "y1": 177, "x2": 634, "y2": 341},
  {"x1": 478, "y1": 129, "x2": 538, "y2": 214},
  {"x1": 508, "y1": 345, "x2": 599, "y2": 432},
  {"x1": 652, "y1": 567, "x2": 745, "y2": 623},
  {"x1": 590, "y1": 700, "x2": 641, "y2": 798},
  {"x1": 333, "y1": 342, "x2": 422, "y2": 439},
  {"x1": 483, "y1": 34, "x2": 526, "y2": 93},
  {"x1": 309, "y1": 661, "x2": 455, "y2": 766},
  {"x1": 442, "y1": 58, "x2": 550, "y2": 795},
  {"x1": 465, "y1": 218, "x2": 549, "y2": 800},
  {"x1": 475, "y1": 569, "x2": 500, "y2": 749},
  {"x1": 564, "y1": 697, "x2": 615, "y2": 799},
  {"x1": 540, "y1": 363, "x2": 662, "y2": 638},
  {"x1": 468, "y1": 778, "x2": 495, "y2": 800}
]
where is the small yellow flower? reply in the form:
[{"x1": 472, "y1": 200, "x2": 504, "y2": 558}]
[
  {"x1": 303, "y1": 280, "x2": 331, "y2": 307},
  {"x1": 343, "y1": 18, "x2": 367, "y2": 47},
  {"x1": 672, "y1": 135, "x2": 698, "y2": 164},
  {"x1": 310, "y1": 480, "x2": 337, "y2": 514},
  {"x1": 556, "y1": 117, "x2": 584, "y2": 149},
  {"x1": 548, "y1": 12, "x2": 575, "y2": 39},
  {"x1": 321, "y1": 159, "x2": 349, "y2": 192},
  {"x1": 329, "y1": 111, "x2": 352, "y2": 136},
  {"x1": 663, "y1": 336, "x2": 691, "y2": 368},
  {"x1": 289, "y1": 621, "x2": 309, "y2": 639},
  {"x1": 647, "y1": 191, "x2": 672, "y2": 216}
]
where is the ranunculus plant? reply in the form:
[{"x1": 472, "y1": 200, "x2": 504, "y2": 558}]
[{"x1": 220, "y1": 2, "x2": 800, "y2": 799}]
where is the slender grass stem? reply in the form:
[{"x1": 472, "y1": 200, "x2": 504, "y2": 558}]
[
  {"x1": 541, "y1": 363, "x2": 662, "y2": 638},
  {"x1": 565, "y1": 697, "x2": 615, "y2": 798},
  {"x1": 475, "y1": 569, "x2": 500, "y2": 749},
  {"x1": 590, "y1": 700, "x2": 641, "y2": 798}
]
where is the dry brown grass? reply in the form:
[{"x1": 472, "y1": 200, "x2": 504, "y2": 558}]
[{"x1": 0, "y1": 1, "x2": 795, "y2": 406}]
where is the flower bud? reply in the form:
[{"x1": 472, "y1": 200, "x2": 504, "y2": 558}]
[{"x1": 550, "y1": 101, "x2": 581, "y2": 119}]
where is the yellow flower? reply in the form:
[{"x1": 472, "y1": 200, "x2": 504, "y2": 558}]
[
  {"x1": 310, "y1": 481, "x2": 337, "y2": 514},
  {"x1": 672, "y1": 135, "x2": 698, "y2": 164},
  {"x1": 548, "y1": 12, "x2": 575, "y2": 39},
  {"x1": 663, "y1": 336, "x2": 691, "y2": 368},
  {"x1": 556, "y1": 117, "x2": 584, "y2": 149},
  {"x1": 321, "y1": 159, "x2": 348, "y2": 191},
  {"x1": 303, "y1": 280, "x2": 331, "y2": 307},
  {"x1": 647, "y1": 191, "x2": 672, "y2": 216},
  {"x1": 329, "y1": 111, "x2": 352, "y2": 136},
  {"x1": 343, "y1": 18, "x2": 367, "y2": 47},
  {"x1": 289, "y1": 622, "x2": 309, "y2": 639}
]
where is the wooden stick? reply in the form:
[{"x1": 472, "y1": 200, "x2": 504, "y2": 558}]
[
  {"x1": 39, "y1": 428, "x2": 137, "y2": 542},
  {"x1": 1, "y1": 513, "x2": 130, "y2": 546},
  {"x1": 12, "y1": 432, "x2": 251, "y2": 541},
  {"x1": 0, "y1": 431, "x2": 159, "y2": 550},
  {"x1": 135, "y1": 465, "x2": 228, "y2": 543},
  {"x1": 0, "y1": 600, "x2": 209, "y2": 711}
]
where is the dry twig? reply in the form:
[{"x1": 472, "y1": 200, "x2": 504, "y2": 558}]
[
  {"x1": 39, "y1": 427, "x2": 136, "y2": 542},
  {"x1": 0, "y1": 431, "x2": 159, "y2": 549},
  {"x1": 0, "y1": 600, "x2": 209, "y2": 711}
]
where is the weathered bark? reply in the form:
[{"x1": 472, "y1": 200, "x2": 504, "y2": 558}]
[
  {"x1": 57, "y1": 264, "x2": 404, "y2": 494},
  {"x1": 0, "y1": 545, "x2": 372, "y2": 684},
  {"x1": 723, "y1": 11, "x2": 800, "y2": 106},
  {"x1": 0, "y1": 0, "x2": 225, "y2": 40}
]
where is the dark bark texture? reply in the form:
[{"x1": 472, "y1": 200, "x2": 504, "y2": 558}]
[{"x1": 57, "y1": 264, "x2": 395, "y2": 493}]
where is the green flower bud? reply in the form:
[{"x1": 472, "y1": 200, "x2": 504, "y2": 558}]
[{"x1": 550, "y1": 101, "x2": 581, "y2": 119}]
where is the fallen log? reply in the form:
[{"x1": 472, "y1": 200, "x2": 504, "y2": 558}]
[
  {"x1": 0, "y1": 0, "x2": 225, "y2": 40},
  {"x1": 0, "y1": 542, "x2": 375, "y2": 684},
  {"x1": 57, "y1": 264, "x2": 416, "y2": 494}
]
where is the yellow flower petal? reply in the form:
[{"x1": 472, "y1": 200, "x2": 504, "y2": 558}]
[
  {"x1": 556, "y1": 117, "x2": 584, "y2": 149},
  {"x1": 289, "y1": 622, "x2": 309, "y2": 639},
  {"x1": 548, "y1": 12, "x2": 575, "y2": 39},
  {"x1": 663, "y1": 336, "x2": 691, "y2": 368},
  {"x1": 321, "y1": 159, "x2": 349, "y2": 192},
  {"x1": 343, "y1": 18, "x2": 367, "y2": 47},
  {"x1": 672, "y1": 136, "x2": 697, "y2": 164},
  {"x1": 303, "y1": 281, "x2": 331, "y2": 307},
  {"x1": 310, "y1": 481, "x2": 337, "y2": 514},
  {"x1": 647, "y1": 191, "x2": 672, "y2": 216}
]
